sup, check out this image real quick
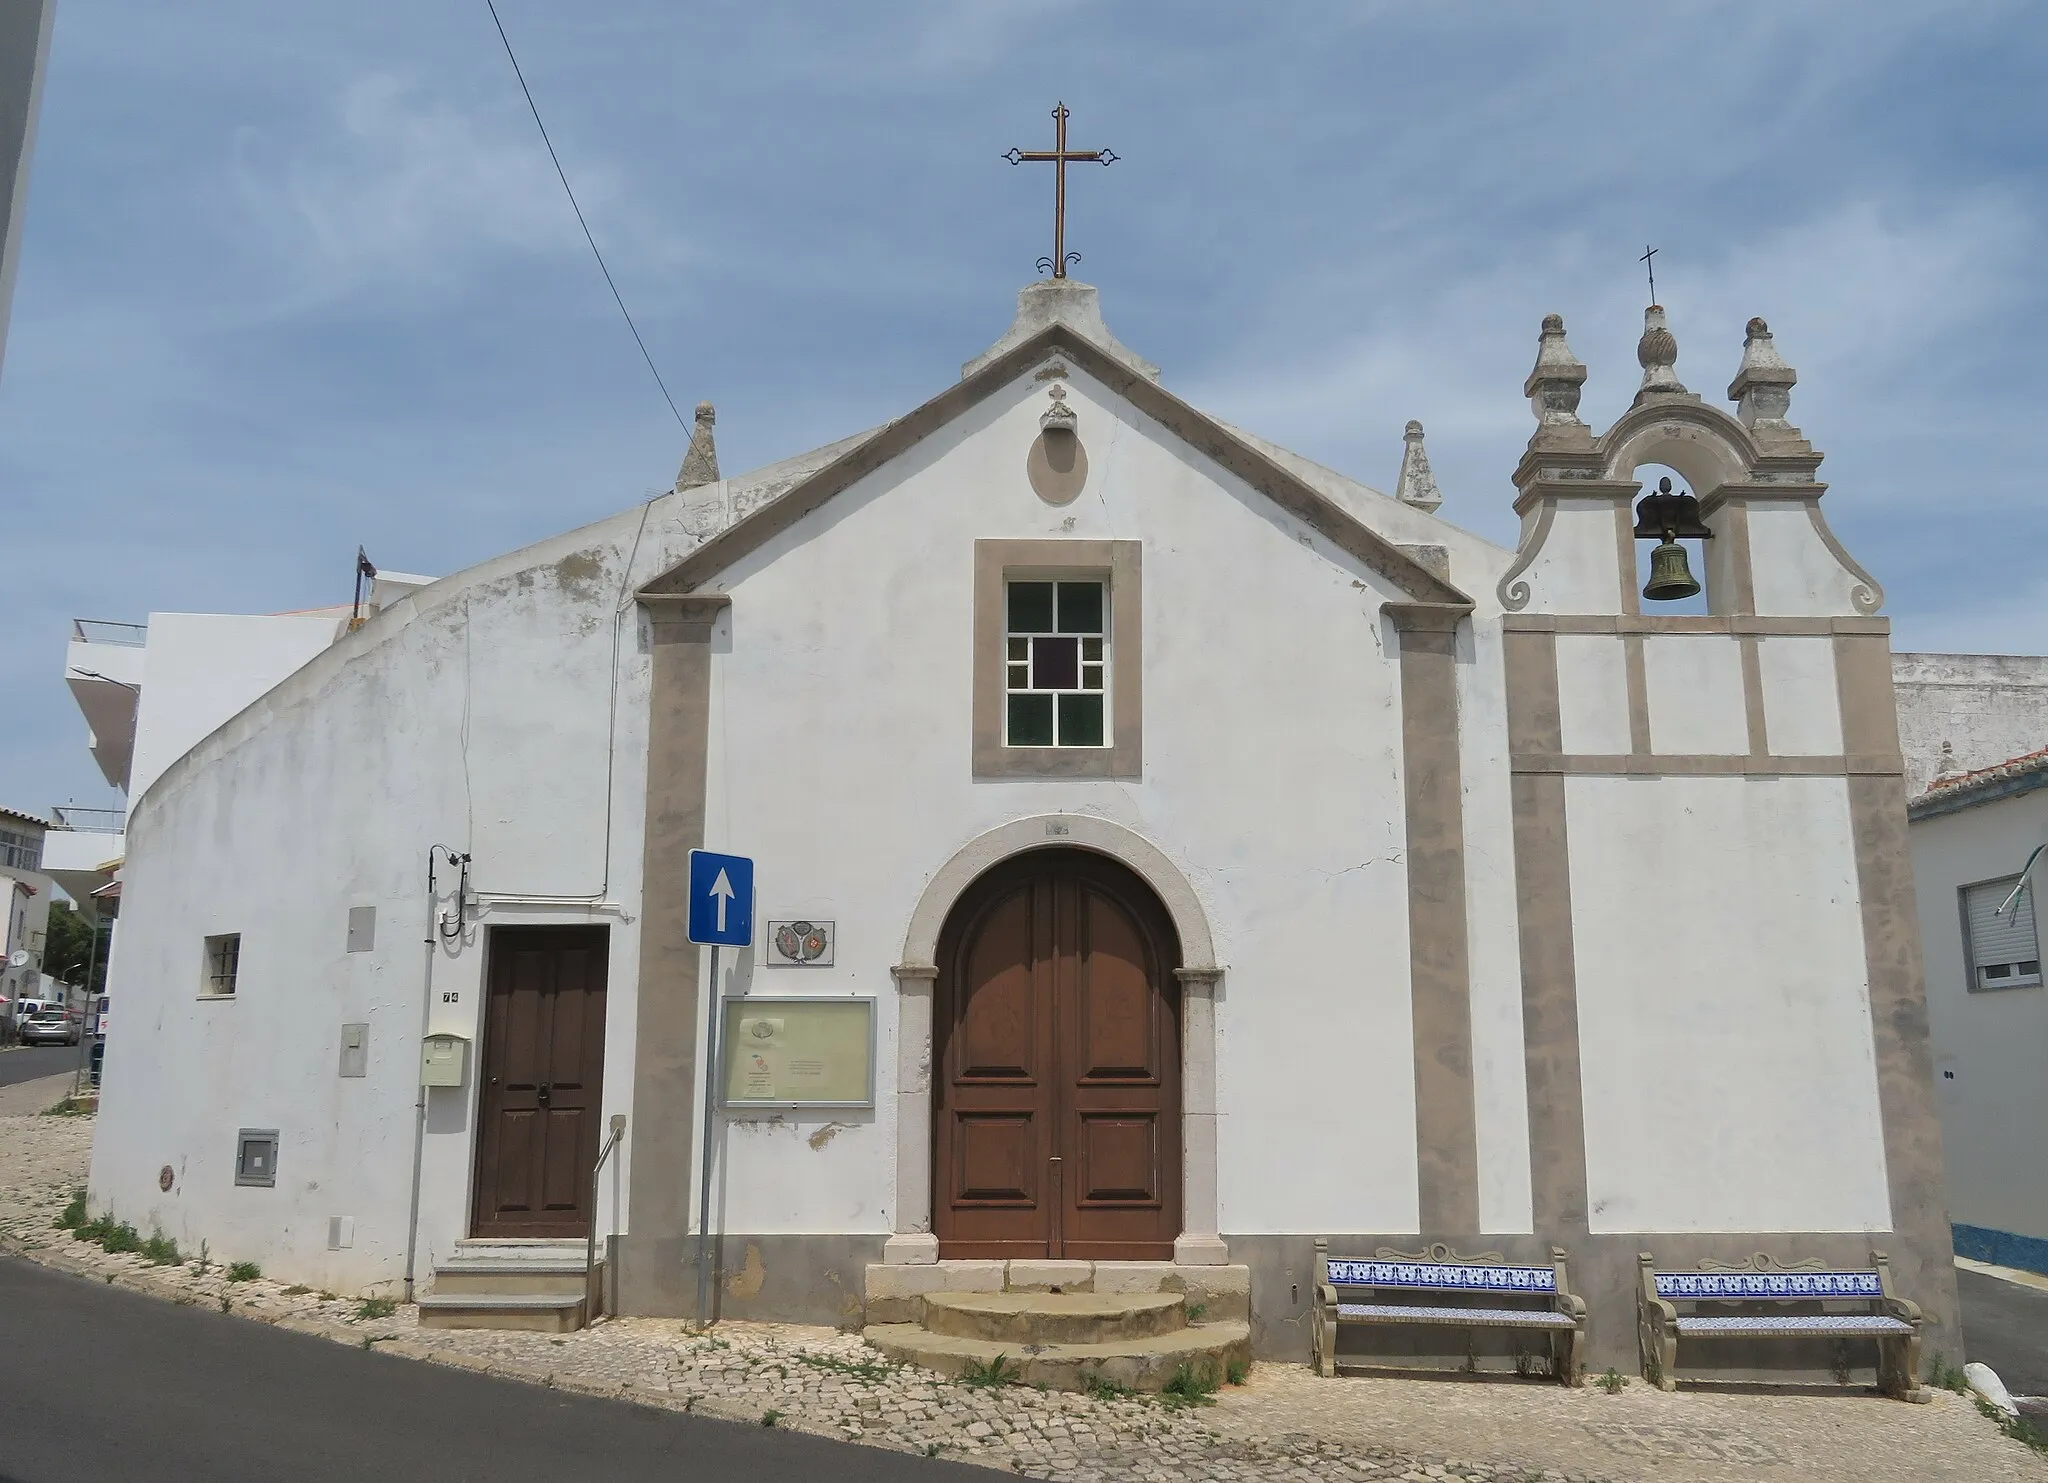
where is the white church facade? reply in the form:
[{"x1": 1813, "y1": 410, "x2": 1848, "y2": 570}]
[{"x1": 87, "y1": 280, "x2": 1958, "y2": 1378}]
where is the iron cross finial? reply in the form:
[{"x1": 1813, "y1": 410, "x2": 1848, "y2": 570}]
[
  {"x1": 1641, "y1": 244, "x2": 1659, "y2": 306},
  {"x1": 1004, "y1": 102, "x2": 1118, "y2": 279}
]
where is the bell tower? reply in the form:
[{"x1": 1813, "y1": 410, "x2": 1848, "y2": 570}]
[{"x1": 1492, "y1": 306, "x2": 1958, "y2": 1374}]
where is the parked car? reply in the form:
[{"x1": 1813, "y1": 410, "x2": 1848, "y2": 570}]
[{"x1": 20, "y1": 1008, "x2": 80, "y2": 1046}]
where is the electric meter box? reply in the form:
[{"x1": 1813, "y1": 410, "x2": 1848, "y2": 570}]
[{"x1": 420, "y1": 1033, "x2": 469, "y2": 1088}]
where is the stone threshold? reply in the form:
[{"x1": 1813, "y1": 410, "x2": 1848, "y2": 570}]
[{"x1": 864, "y1": 1257, "x2": 1251, "y2": 1325}]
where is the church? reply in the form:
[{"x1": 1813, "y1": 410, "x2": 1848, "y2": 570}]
[{"x1": 85, "y1": 267, "x2": 1958, "y2": 1380}]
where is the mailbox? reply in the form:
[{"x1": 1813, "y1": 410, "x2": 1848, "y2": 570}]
[{"x1": 420, "y1": 1033, "x2": 469, "y2": 1088}]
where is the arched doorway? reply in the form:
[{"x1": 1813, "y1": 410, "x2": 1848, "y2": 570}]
[{"x1": 932, "y1": 848, "x2": 1182, "y2": 1260}]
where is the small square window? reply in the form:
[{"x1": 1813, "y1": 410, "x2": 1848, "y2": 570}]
[
  {"x1": 203, "y1": 933, "x2": 241, "y2": 997},
  {"x1": 975, "y1": 540, "x2": 1139, "y2": 779},
  {"x1": 235, "y1": 1129, "x2": 279, "y2": 1188}
]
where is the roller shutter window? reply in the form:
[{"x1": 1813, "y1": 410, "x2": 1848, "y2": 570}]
[{"x1": 1962, "y1": 876, "x2": 2043, "y2": 992}]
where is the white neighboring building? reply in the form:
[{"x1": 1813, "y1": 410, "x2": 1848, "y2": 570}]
[
  {"x1": 1910, "y1": 749, "x2": 2048, "y2": 1277},
  {"x1": 83, "y1": 283, "x2": 1959, "y2": 1379},
  {"x1": 1, "y1": 806, "x2": 53, "y2": 1016},
  {"x1": 56, "y1": 572, "x2": 440, "y2": 892}
]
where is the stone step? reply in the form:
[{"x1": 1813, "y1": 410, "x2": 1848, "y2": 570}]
[
  {"x1": 864, "y1": 1320, "x2": 1250, "y2": 1393},
  {"x1": 921, "y1": 1290, "x2": 1186, "y2": 1346},
  {"x1": 430, "y1": 1259, "x2": 596, "y2": 1299},
  {"x1": 449, "y1": 1239, "x2": 591, "y2": 1263},
  {"x1": 417, "y1": 1293, "x2": 586, "y2": 1333}
]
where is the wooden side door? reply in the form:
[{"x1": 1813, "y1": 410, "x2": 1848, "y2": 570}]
[
  {"x1": 933, "y1": 850, "x2": 1180, "y2": 1260},
  {"x1": 471, "y1": 926, "x2": 609, "y2": 1239}
]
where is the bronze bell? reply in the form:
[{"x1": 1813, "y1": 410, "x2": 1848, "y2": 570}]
[
  {"x1": 1643, "y1": 537, "x2": 1701, "y2": 601},
  {"x1": 1633, "y1": 475, "x2": 1711, "y2": 603}
]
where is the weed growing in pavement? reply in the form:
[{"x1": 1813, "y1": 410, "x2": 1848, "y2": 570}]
[
  {"x1": 219, "y1": 1294, "x2": 232, "y2": 1314},
  {"x1": 356, "y1": 1297, "x2": 397, "y2": 1321},
  {"x1": 55, "y1": 1191, "x2": 86, "y2": 1230},
  {"x1": 226, "y1": 1261, "x2": 261, "y2": 1282},
  {"x1": 1973, "y1": 1392, "x2": 2048, "y2": 1454},
  {"x1": 282, "y1": 1285, "x2": 311, "y2": 1296},
  {"x1": 141, "y1": 1230, "x2": 182, "y2": 1266},
  {"x1": 1225, "y1": 1358, "x2": 1250, "y2": 1387},
  {"x1": 761, "y1": 1410, "x2": 782, "y2": 1428},
  {"x1": 40, "y1": 1097, "x2": 92, "y2": 1117},
  {"x1": 1160, "y1": 1362, "x2": 1219, "y2": 1409},
  {"x1": 792, "y1": 1351, "x2": 893, "y2": 1382},
  {"x1": 924, "y1": 1443, "x2": 942, "y2": 1457},
  {"x1": 959, "y1": 1354, "x2": 1020, "y2": 1389},
  {"x1": 1598, "y1": 1367, "x2": 1628, "y2": 1394},
  {"x1": 1928, "y1": 1353, "x2": 1969, "y2": 1393},
  {"x1": 1184, "y1": 1301, "x2": 1207, "y2": 1322},
  {"x1": 79, "y1": 1215, "x2": 143, "y2": 1255},
  {"x1": 1086, "y1": 1372, "x2": 1135, "y2": 1402}
]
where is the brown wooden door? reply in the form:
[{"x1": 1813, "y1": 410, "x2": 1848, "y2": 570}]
[
  {"x1": 471, "y1": 926, "x2": 609, "y2": 1239},
  {"x1": 933, "y1": 850, "x2": 1180, "y2": 1260}
]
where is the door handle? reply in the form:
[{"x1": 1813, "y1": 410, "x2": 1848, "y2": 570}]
[{"x1": 537, "y1": 1082, "x2": 553, "y2": 1107}]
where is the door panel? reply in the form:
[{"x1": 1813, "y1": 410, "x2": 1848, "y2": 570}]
[
  {"x1": 471, "y1": 926, "x2": 609, "y2": 1239},
  {"x1": 934, "y1": 850, "x2": 1180, "y2": 1260}
]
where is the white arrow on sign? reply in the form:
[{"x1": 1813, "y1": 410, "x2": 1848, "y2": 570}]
[{"x1": 710, "y1": 868, "x2": 735, "y2": 932}]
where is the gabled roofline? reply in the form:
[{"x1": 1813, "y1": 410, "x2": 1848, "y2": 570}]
[{"x1": 639, "y1": 324, "x2": 1472, "y2": 610}]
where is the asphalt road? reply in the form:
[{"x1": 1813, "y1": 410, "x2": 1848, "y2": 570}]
[
  {"x1": 1960, "y1": 1265, "x2": 2048, "y2": 1398},
  {"x1": 0, "y1": 1256, "x2": 984, "y2": 1483},
  {"x1": 0, "y1": 1047, "x2": 80, "y2": 1088}
]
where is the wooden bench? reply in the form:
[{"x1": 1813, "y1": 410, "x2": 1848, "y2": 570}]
[
  {"x1": 1313, "y1": 1241, "x2": 1585, "y2": 1384},
  {"x1": 1637, "y1": 1252, "x2": 1924, "y2": 1400}
]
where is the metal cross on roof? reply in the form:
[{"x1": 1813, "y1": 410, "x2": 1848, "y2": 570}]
[
  {"x1": 1004, "y1": 103, "x2": 1118, "y2": 279},
  {"x1": 1641, "y1": 244, "x2": 1659, "y2": 306}
]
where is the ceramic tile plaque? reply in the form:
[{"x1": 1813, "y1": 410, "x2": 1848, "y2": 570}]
[{"x1": 764, "y1": 919, "x2": 835, "y2": 967}]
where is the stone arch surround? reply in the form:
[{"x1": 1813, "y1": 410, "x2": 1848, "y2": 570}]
[{"x1": 886, "y1": 815, "x2": 1227, "y2": 1265}]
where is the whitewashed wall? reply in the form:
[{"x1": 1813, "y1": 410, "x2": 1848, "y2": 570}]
[
  {"x1": 87, "y1": 342, "x2": 1524, "y2": 1290},
  {"x1": 86, "y1": 498, "x2": 698, "y2": 1291},
  {"x1": 1912, "y1": 788, "x2": 2048, "y2": 1247},
  {"x1": 693, "y1": 363, "x2": 1516, "y2": 1240}
]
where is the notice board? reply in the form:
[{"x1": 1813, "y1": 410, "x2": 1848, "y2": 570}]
[{"x1": 720, "y1": 996, "x2": 875, "y2": 1110}]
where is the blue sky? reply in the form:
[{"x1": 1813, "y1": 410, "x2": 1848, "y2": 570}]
[{"x1": 3, "y1": 2, "x2": 2044, "y2": 817}]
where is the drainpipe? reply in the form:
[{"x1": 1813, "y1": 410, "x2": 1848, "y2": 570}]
[{"x1": 402, "y1": 846, "x2": 466, "y2": 1304}]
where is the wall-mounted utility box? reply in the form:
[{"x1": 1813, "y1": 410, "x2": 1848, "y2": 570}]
[
  {"x1": 421, "y1": 1033, "x2": 468, "y2": 1088},
  {"x1": 339, "y1": 1022, "x2": 369, "y2": 1078},
  {"x1": 235, "y1": 1129, "x2": 279, "y2": 1188}
]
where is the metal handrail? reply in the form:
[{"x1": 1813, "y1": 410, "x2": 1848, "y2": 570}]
[
  {"x1": 50, "y1": 806, "x2": 126, "y2": 832},
  {"x1": 70, "y1": 619, "x2": 147, "y2": 647},
  {"x1": 585, "y1": 1114, "x2": 627, "y2": 1324}
]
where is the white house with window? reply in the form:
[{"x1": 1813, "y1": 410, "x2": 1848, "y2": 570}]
[
  {"x1": 0, "y1": 806, "x2": 54, "y2": 1026},
  {"x1": 1910, "y1": 747, "x2": 2048, "y2": 1277},
  {"x1": 85, "y1": 279, "x2": 1961, "y2": 1385}
]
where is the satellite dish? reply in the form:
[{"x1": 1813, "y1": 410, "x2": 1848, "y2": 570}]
[{"x1": 7, "y1": 950, "x2": 28, "y2": 968}]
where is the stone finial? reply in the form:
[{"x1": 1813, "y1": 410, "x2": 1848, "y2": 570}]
[
  {"x1": 675, "y1": 401, "x2": 720, "y2": 491},
  {"x1": 1040, "y1": 383, "x2": 1077, "y2": 433},
  {"x1": 1727, "y1": 316, "x2": 1798, "y2": 433},
  {"x1": 1935, "y1": 740, "x2": 1960, "y2": 782},
  {"x1": 1523, "y1": 313, "x2": 1588, "y2": 428},
  {"x1": 1634, "y1": 305, "x2": 1687, "y2": 400},
  {"x1": 1396, "y1": 419, "x2": 1443, "y2": 512}
]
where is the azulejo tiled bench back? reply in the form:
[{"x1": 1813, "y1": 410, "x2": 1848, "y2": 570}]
[
  {"x1": 1313, "y1": 1240, "x2": 1585, "y2": 1384},
  {"x1": 1637, "y1": 1251, "x2": 1925, "y2": 1401}
]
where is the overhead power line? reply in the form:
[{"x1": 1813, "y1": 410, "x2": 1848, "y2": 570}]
[{"x1": 484, "y1": 0, "x2": 689, "y2": 432}]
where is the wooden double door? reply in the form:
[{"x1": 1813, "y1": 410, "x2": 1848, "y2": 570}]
[
  {"x1": 470, "y1": 926, "x2": 609, "y2": 1239},
  {"x1": 934, "y1": 849, "x2": 1182, "y2": 1260}
]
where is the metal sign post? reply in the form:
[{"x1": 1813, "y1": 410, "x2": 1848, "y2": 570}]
[{"x1": 686, "y1": 849, "x2": 753, "y2": 1327}]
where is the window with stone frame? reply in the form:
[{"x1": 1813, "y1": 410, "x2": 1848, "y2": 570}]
[{"x1": 1004, "y1": 579, "x2": 1109, "y2": 748}]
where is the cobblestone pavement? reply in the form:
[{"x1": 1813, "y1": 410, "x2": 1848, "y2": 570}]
[{"x1": 4, "y1": 1109, "x2": 2042, "y2": 1483}]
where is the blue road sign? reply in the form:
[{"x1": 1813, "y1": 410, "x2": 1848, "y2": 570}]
[{"x1": 687, "y1": 850, "x2": 754, "y2": 947}]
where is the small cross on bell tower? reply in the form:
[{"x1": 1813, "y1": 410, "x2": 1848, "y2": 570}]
[{"x1": 1004, "y1": 103, "x2": 1119, "y2": 279}]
